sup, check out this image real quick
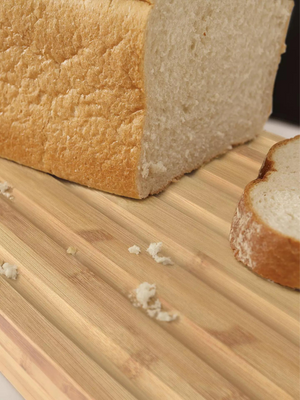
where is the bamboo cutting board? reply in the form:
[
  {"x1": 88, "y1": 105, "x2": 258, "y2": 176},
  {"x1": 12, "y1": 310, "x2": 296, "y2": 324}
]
[{"x1": 0, "y1": 131, "x2": 299, "y2": 400}]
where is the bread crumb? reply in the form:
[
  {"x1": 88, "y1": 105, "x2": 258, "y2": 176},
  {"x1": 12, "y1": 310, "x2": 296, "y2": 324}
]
[
  {"x1": 147, "y1": 242, "x2": 162, "y2": 257},
  {"x1": 0, "y1": 182, "x2": 14, "y2": 200},
  {"x1": 141, "y1": 162, "x2": 167, "y2": 179},
  {"x1": 0, "y1": 262, "x2": 18, "y2": 280},
  {"x1": 147, "y1": 309, "x2": 158, "y2": 318},
  {"x1": 147, "y1": 242, "x2": 173, "y2": 265},
  {"x1": 67, "y1": 246, "x2": 77, "y2": 255},
  {"x1": 148, "y1": 298, "x2": 162, "y2": 310},
  {"x1": 135, "y1": 282, "x2": 156, "y2": 309},
  {"x1": 156, "y1": 311, "x2": 178, "y2": 322},
  {"x1": 153, "y1": 255, "x2": 173, "y2": 266},
  {"x1": 141, "y1": 163, "x2": 150, "y2": 179},
  {"x1": 150, "y1": 161, "x2": 167, "y2": 174},
  {"x1": 128, "y1": 245, "x2": 141, "y2": 255},
  {"x1": 130, "y1": 282, "x2": 177, "y2": 322}
]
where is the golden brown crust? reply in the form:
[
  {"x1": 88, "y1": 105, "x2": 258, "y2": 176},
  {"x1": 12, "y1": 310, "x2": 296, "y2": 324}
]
[
  {"x1": 258, "y1": 136, "x2": 298, "y2": 179},
  {"x1": 230, "y1": 136, "x2": 300, "y2": 289},
  {"x1": 0, "y1": 0, "x2": 152, "y2": 198},
  {"x1": 0, "y1": 1, "x2": 294, "y2": 199}
]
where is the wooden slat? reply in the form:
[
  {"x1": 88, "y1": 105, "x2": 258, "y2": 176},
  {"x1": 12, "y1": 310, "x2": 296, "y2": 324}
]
[
  {"x1": 0, "y1": 132, "x2": 299, "y2": 399},
  {"x1": 1, "y1": 344, "x2": 54, "y2": 400},
  {"x1": 68, "y1": 179, "x2": 299, "y2": 322},
  {"x1": 0, "y1": 202, "x2": 252, "y2": 400},
  {"x1": 0, "y1": 280, "x2": 138, "y2": 400}
]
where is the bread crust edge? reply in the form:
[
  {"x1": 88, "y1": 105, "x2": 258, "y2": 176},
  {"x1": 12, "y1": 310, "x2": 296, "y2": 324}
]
[{"x1": 229, "y1": 135, "x2": 300, "y2": 289}]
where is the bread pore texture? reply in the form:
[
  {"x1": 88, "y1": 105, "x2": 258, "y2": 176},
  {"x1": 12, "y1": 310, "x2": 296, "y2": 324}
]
[
  {"x1": 0, "y1": 0, "x2": 294, "y2": 198},
  {"x1": 230, "y1": 135, "x2": 300, "y2": 289}
]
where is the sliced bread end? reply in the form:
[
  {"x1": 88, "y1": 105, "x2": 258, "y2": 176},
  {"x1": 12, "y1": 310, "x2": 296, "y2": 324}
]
[{"x1": 230, "y1": 135, "x2": 300, "y2": 289}]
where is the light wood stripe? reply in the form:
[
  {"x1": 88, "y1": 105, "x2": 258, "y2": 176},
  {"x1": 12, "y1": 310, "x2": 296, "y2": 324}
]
[{"x1": 0, "y1": 280, "x2": 138, "y2": 400}]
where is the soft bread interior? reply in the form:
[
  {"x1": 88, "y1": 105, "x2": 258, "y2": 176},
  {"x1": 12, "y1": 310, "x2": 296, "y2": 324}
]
[
  {"x1": 138, "y1": 0, "x2": 293, "y2": 198},
  {"x1": 250, "y1": 136, "x2": 300, "y2": 240}
]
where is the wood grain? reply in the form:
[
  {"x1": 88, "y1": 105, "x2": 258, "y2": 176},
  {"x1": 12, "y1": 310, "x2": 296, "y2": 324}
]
[{"x1": 0, "y1": 132, "x2": 299, "y2": 400}]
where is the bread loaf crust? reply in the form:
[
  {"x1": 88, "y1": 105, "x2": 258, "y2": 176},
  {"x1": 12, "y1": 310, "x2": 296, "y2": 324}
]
[
  {"x1": 230, "y1": 136, "x2": 300, "y2": 289},
  {"x1": 0, "y1": 1, "x2": 294, "y2": 199},
  {"x1": 0, "y1": 0, "x2": 152, "y2": 198}
]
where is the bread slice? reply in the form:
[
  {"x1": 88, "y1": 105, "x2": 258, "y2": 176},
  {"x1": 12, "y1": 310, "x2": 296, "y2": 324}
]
[
  {"x1": 0, "y1": 0, "x2": 293, "y2": 198},
  {"x1": 230, "y1": 135, "x2": 300, "y2": 289}
]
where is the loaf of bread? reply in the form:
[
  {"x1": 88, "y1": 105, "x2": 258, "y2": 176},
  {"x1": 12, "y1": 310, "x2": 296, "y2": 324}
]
[
  {"x1": 230, "y1": 135, "x2": 300, "y2": 289},
  {"x1": 0, "y1": 1, "x2": 293, "y2": 198}
]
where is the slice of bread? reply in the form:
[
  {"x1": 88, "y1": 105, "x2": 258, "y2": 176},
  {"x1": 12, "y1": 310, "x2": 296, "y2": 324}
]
[
  {"x1": 230, "y1": 135, "x2": 300, "y2": 289},
  {"x1": 0, "y1": 1, "x2": 293, "y2": 198}
]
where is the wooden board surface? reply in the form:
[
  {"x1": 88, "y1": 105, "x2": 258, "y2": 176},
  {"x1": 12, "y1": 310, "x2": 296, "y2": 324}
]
[{"x1": 0, "y1": 131, "x2": 299, "y2": 400}]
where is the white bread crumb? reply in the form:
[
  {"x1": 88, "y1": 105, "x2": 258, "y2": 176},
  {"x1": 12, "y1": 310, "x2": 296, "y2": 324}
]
[
  {"x1": 67, "y1": 246, "x2": 77, "y2": 255},
  {"x1": 156, "y1": 311, "x2": 178, "y2": 322},
  {"x1": 0, "y1": 262, "x2": 18, "y2": 280},
  {"x1": 147, "y1": 242, "x2": 173, "y2": 265},
  {"x1": 150, "y1": 161, "x2": 167, "y2": 174},
  {"x1": 147, "y1": 242, "x2": 163, "y2": 257},
  {"x1": 141, "y1": 161, "x2": 167, "y2": 179},
  {"x1": 128, "y1": 245, "x2": 141, "y2": 255},
  {"x1": 153, "y1": 255, "x2": 173, "y2": 266},
  {"x1": 0, "y1": 182, "x2": 14, "y2": 200},
  {"x1": 135, "y1": 282, "x2": 156, "y2": 309},
  {"x1": 148, "y1": 299, "x2": 162, "y2": 310},
  {"x1": 147, "y1": 309, "x2": 158, "y2": 318},
  {"x1": 130, "y1": 282, "x2": 177, "y2": 322}
]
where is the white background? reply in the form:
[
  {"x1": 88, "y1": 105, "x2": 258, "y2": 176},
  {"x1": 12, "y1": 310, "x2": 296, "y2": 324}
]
[{"x1": 0, "y1": 119, "x2": 299, "y2": 400}]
